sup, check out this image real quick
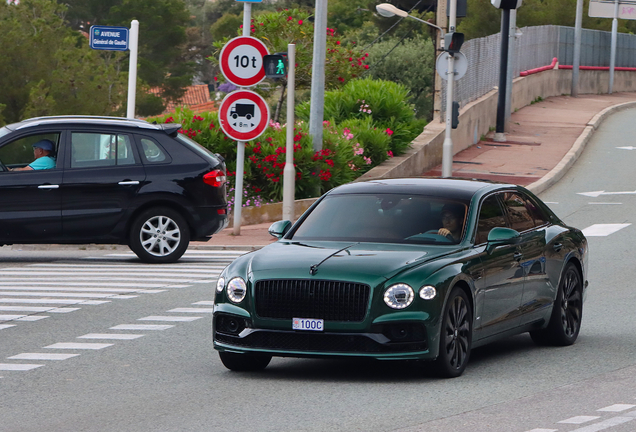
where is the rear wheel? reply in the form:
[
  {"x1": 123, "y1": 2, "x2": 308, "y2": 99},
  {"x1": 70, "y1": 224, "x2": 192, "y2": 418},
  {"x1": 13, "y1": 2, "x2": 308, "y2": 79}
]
[
  {"x1": 530, "y1": 263, "x2": 583, "y2": 346},
  {"x1": 434, "y1": 287, "x2": 472, "y2": 378},
  {"x1": 129, "y1": 207, "x2": 190, "y2": 263},
  {"x1": 219, "y1": 352, "x2": 272, "y2": 372}
]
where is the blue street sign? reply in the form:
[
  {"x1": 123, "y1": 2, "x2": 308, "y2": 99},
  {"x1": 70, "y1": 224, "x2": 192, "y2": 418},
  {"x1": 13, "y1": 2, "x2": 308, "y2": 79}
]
[{"x1": 90, "y1": 26, "x2": 129, "y2": 51}]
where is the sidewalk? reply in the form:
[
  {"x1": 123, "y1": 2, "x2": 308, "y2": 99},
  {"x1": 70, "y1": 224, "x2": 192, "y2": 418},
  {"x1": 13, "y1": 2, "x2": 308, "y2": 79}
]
[{"x1": 194, "y1": 92, "x2": 636, "y2": 249}]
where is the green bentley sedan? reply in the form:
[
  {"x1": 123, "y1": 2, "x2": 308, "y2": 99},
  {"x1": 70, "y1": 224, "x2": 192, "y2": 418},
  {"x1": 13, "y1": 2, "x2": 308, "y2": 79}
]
[{"x1": 213, "y1": 178, "x2": 588, "y2": 377}]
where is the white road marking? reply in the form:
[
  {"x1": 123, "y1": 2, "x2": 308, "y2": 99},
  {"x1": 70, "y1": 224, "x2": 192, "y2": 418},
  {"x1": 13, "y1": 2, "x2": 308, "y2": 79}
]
[
  {"x1": 192, "y1": 301, "x2": 214, "y2": 306},
  {"x1": 30, "y1": 263, "x2": 227, "y2": 269},
  {"x1": 543, "y1": 202, "x2": 559, "y2": 204},
  {"x1": 8, "y1": 353, "x2": 80, "y2": 361},
  {"x1": 3, "y1": 267, "x2": 217, "y2": 275},
  {"x1": 78, "y1": 333, "x2": 144, "y2": 340},
  {"x1": 569, "y1": 416, "x2": 634, "y2": 431},
  {"x1": 0, "y1": 276, "x2": 196, "y2": 284},
  {"x1": 598, "y1": 404, "x2": 636, "y2": 412},
  {"x1": 0, "y1": 306, "x2": 78, "y2": 313},
  {"x1": 588, "y1": 202, "x2": 622, "y2": 205},
  {"x1": 110, "y1": 324, "x2": 174, "y2": 331},
  {"x1": 0, "y1": 286, "x2": 147, "y2": 293},
  {"x1": 15, "y1": 316, "x2": 49, "y2": 321},
  {"x1": 138, "y1": 316, "x2": 202, "y2": 322},
  {"x1": 0, "y1": 298, "x2": 109, "y2": 305},
  {"x1": 525, "y1": 429, "x2": 557, "y2": 432},
  {"x1": 578, "y1": 190, "x2": 636, "y2": 197},
  {"x1": 0, "y1": 291, "x2": 136, "y2": 299},
  {"x1": 168, "y1": 307, "x2": 214, "y2": 313},
  {"x1": 559, "y1": 416, "x2": 601, "y2": 424},
  {"x1": 582, "y1": 224, "x2": 631, "y2": 237},
  {"x1": 0, "y1": 280, "x2": 167, "y2": 288},
  {"x1": 44, "y1": 342, "x2": 113, "y2": 350},
  {"x1": 0, "y1": 314, "x2": 27, "y2": 320},
  {"x1": 616, "y1": 146, "x2": 636, "y2": 150},
  {"x1": 0, "y1": 324, "x2": 16, "y2": 330},
  {"x1": 0, "y1": 363, "x2": 43, "y2": 371}
]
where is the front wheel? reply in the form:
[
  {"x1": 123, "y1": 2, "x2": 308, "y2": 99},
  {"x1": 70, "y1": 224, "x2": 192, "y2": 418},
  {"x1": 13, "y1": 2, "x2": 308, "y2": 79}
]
[
  {"x1": 219, "y1": 352, "x2": 272, "y2": 372},
  {"x1": 129, "y1": 207, "x2": 190, "y2": 263},
  {"x1": 530, "y1": 263, "x2": 583, "y2": 346},
  {"x1": 434, "y1": 287, "x2": 472, "y2": 378}
]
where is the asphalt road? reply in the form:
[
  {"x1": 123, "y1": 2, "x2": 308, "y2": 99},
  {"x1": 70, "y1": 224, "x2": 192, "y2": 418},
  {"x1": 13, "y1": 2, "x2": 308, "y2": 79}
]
[{"x1": 2, "y1": 110, "x2": 636, "y2": 432}]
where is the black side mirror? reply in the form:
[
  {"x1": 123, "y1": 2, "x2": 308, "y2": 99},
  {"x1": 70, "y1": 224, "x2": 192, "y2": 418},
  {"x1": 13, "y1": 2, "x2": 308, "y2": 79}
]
[
  {"x1": 486, "y1": 227, "x2": 520, "y2": 253},
  {"x1": 268, "y1": 220, "x2": 292, "y2": 239}
]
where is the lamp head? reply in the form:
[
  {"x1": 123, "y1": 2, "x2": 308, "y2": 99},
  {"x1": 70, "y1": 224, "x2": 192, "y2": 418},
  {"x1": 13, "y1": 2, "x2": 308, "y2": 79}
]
[{"x1": 375, "y1": 3, "x2": 408, "y2": 18}]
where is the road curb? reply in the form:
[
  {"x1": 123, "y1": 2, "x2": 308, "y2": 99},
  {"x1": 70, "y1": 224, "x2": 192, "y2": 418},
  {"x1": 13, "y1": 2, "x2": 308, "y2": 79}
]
[{"x1": 527, "y1": 100, "x2": 636, "y2": 195}]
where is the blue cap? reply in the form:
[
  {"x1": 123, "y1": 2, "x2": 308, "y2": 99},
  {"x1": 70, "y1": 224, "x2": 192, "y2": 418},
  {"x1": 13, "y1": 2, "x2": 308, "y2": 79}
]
[{"x1": 32, "y1": 139, "x2": 54, "y2": 152}]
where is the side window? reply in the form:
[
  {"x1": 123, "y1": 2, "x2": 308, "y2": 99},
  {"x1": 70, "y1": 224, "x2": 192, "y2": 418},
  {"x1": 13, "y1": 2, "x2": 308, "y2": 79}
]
[
  {"x1": 71, "y1": 133, "x2": 136, "y2": 168},
  {"x1": 0, "y1": 133, "x2": 60, "y2": 169},
  {"x1": 502, "y1": 192, "x2": 536, "y2": 232},
  {"x1": 139, "y1": 138, "x2": 168, "y2": 164},
  {"x1": 476, "y1": 195, "x2": 507, "y2": 245}
]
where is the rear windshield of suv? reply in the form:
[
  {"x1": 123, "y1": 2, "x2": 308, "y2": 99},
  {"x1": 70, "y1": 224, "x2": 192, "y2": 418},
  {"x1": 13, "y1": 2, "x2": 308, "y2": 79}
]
[{"x1": 175, "y1": 134, "x2": 221, "y2": 165}]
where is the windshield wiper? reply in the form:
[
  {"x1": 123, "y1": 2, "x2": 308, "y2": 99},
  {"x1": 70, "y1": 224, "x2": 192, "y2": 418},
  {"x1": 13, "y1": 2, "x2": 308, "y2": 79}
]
[{"x1": 309, "y1": 243, "x2": 358, "y2": 275}]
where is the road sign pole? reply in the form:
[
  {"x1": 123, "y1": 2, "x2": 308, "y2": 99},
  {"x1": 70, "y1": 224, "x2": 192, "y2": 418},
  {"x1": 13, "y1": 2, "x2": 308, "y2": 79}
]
[
  {"x1": 233, "y1": 2, "x2": 253, "y2": 235},
  {"x1": 609, "y1": 0, "x2": 618, "y2": 94},
  {"x1": 442, "y1": 0, "x2": 457, "y2": 177},
  {"x1": 283, "y1": 44, "x2": 296, "y2": 222},
  {"x1": 126, "y1": 20, "x2": 139, "y2": 119}
]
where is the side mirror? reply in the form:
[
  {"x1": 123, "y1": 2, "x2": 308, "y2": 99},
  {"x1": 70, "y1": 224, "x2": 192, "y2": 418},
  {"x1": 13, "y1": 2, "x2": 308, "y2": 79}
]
[
  {"x1": 486, "y1": 227, "x2": 520, "y2": 252},
  {"x1": 268, "y1": 220, "x2": 292, "y2": 239}
]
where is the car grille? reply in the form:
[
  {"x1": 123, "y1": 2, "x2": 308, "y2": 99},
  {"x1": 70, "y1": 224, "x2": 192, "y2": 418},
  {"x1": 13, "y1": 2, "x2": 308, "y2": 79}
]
[
  {"x1": 215, "y1": 330, "x2": 427, "y2": 354},
  {"x1": 254, "y1": 279, "x2": 370, "y2": 322}
]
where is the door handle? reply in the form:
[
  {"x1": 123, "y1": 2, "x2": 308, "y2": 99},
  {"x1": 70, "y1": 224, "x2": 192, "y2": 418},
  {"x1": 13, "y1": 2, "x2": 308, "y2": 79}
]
[
  {"x1": 38, "y1": 184, "x2": 59, "y2": 189},
  {"x1": 553, "y1": 243, "x2": 563, "y2": 252},
  {"x1": 513, "y1": 252, "x2": 523, "y2": 261},
  {"x1": 118, "y1": 180, "x2": 140, "y2": 185}
]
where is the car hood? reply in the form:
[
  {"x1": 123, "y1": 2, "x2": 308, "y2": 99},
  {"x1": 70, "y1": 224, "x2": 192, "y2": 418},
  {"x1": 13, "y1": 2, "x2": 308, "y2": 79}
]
[{"x1": 246, "y1": 241, "x2": 452, "y2": 285}]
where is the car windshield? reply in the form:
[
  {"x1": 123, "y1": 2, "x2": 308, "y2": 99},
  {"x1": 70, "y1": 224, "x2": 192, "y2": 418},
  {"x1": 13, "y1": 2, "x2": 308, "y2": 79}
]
[{"x1": 291, "y1": 193, "x2": 469, "y2": 245}]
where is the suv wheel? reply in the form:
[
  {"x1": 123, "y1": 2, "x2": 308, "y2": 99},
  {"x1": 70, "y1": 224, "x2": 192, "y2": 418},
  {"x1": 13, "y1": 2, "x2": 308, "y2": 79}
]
[{"x1": 129, "y1": 207, "x2": 190, "y2": 263}]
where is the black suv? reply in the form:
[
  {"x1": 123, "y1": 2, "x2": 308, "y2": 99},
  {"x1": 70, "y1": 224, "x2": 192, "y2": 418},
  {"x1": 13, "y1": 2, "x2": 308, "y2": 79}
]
[{"x1": 0, "y1": 116, "x2": 228, "y2": 263}]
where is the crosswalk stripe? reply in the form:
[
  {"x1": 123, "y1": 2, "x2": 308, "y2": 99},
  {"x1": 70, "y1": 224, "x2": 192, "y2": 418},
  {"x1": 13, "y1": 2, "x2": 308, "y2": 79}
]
[
  {"x1": 0, "y1": 277, "x2": 203, "y2": 283},
  {"x1": 0, "y1": 298, "x2": 109, "y2": 305},
  {"x1": 77, "y1": 333, "x2": 144, "y2": 340},
  {"x1": 192, "y1": 301, "x2": 214, "y2": 306},
  {"x1": 0, "y1": 270, "x2": 217, "y2": 278},
  {"x1": 0, "y1": 283, "x2": 164, "y2": 289},
  {"x1": 581, "y1": 223, "x2": 631, "y2": 237},
  {"x1": 168, "y1": 308, "x2": 214, "y2": 313},
  {"x1": 138, "y1": 316, "x2": 202, "y2": 322},
  {"x1": 8, "y1": 353, "x2": 80, "y2": 360},
  {"x1": 0, "y1": 324, "x2": 16, "y2": 330},
  {"x1": 110, "y1": 324, "x2": 174, "y2": 330},
  {"x1": 0, "y1": 306, "x2": 79, "y2": 313},
  {"x1": 30, "y1": 263, "x2": 227, "y2": 269},
  {"x1": 44, "y1": 342, "x2": 113, "y2": 350},
  {"x1": 16, "y1": 316, "x2": 49, "y2": 321},
  {"x1": 0, "y1": 292, "x2": 137, "y2": 299},
  {"x1": 0, "y1": 363, "x2": 43, "y2": 371}
]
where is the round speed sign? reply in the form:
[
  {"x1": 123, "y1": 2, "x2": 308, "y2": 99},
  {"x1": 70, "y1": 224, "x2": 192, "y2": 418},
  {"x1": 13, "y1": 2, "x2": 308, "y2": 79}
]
[{"x1": 219, "y1": 36, "x2": 270, "y2": 87}]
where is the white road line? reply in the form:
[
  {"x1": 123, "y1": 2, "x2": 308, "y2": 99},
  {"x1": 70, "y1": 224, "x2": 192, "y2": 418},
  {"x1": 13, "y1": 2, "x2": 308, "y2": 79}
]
[
  {"x1": 138, "y1": 316, "x2": 202, "y2": 322},
  {"x1": 0, "y1": 314, "x2": 27, "y2": 320},
  {"x1": 588, "y1": 202, "x2": 623, "y2": 205},
  {"x1": 0, "y1": 363, "x2": 43, "y2": 371},
  {"x1": 44, "y1": 342, "x2": 113, "y2": 350},
  {"x1": 16, "y1": 316, "x2": 49, "y2": 321},
  {"x1": 598, "y1": 404, "x2": 636, "y2": 412},
  {"x1": 106, "y1": 250, "x2": 246, "y2": 256},
  {"x1": 0, "y1": 280, "x2": 167, "y2": 288},
  {"x1": 0, "y1": 306, "x2": 78, "y2": 313},
  {"x1": 569, "y1": 416, "x2": 634, "y2": 431},
  {"x1": 581, "y1": 224, "x2": 631, "y2": 237},
  {"x1": 192, "y1": 301, "x2": 214, "y2": 306},
  {"x1": 559, "y1": 416, "x2": 601, "y2": 424},
  {"x1": 168, "y1": 307, "x2": 214, "y2": 313},
  {"x1": 0, "y1": 286, "x2": 148, "y2": 293},
  {"x1": 4, "y1": 267, "x2": 218, "y2": 274},
  {"x1": 78, "y1": 333, "x2": 144, "y2": 340},
  {"x1": 0, "y1": 298, "x2": 109, "y2": 305},
  {"x1": 0, "y1": 324, "x2": 16, "y2": 330},
  {"x1": 193, "y1": 280, "x2": 218, "y2": 284},
  {"x1": 30, "y1": 263, "x2": 227, "y2": 269},
  {"x1": 110, "y1": 324, "x2": 174, "y2": 331},
  {"x1": 0, "y1": 292, "x2": 137, "y2": 299},
  {"x1": 8, "y1": 353, "x2": 80, "y2": 361},
  {"x1": 0, "y1": 276, "x2": 201, "y2": 284},
  {"x1": 525, "y1": 429, "x2": 557, "y2": 432}
]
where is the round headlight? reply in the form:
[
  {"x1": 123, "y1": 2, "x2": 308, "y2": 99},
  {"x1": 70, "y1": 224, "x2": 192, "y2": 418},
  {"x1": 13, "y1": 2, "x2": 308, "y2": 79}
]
[
  {"x1": 216, "y1": 277, "x2": 226, "y2": 293},
  {"x1": 384, "y1": 284, "x2": 414, "y2": 309},
  {"x1": 419, "y1": 285, "x2": 437, "y2": 300},
  {"x1": 226, "y1": 277, "x2": 247, "y2": 303}
]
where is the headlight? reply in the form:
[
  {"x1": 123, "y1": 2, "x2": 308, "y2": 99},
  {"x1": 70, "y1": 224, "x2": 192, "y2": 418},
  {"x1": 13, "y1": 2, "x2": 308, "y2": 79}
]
[
  {"x1": 226, "y1": 277, "x2": 247, "y2": 303},
  {"x1": 216, "y1": 277, "x2": 226, "y2": 293},
  {"x1": 384, "y1": 284, "x2": 414, "y2": 309},
  {"x1": 419, "y1": 285, "x2": 437, "y2": 300}
]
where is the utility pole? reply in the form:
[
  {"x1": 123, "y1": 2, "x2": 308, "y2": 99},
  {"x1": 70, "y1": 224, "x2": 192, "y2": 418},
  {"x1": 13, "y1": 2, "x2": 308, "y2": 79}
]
[
  {"x1": 435, "y1": 0, "x2": 448, "y2": 122},
  {"x1": 309, "y1": 0, "x2": 328, "y2": 152}
]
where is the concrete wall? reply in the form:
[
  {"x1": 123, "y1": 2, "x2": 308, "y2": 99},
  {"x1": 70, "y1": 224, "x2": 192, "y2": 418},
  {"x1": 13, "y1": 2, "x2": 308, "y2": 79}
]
[{"x1": 230, "y1": 69, "x2": 636, "y2": 226}]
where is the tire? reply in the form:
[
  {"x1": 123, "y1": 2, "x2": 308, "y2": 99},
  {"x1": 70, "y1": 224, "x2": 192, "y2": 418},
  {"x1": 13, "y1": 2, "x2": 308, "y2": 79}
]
[
  {"x1": 219, "y1": 352, "x2": 272, "y2": 372},
  {"x1": 434, "y1": 287, "x2": 472, "y2": 378},
  {"x1": 129, "y1": 207, "x2": 190, "y2": 264},
  {"x1": 530, "y1": 263, "x2": 583, "y2": 346}
]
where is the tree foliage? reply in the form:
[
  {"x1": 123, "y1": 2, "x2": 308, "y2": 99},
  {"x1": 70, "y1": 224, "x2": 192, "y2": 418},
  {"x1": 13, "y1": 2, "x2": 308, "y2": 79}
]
[{"x1": 0, "y1": 0, "x2": 128, "y2": 124}]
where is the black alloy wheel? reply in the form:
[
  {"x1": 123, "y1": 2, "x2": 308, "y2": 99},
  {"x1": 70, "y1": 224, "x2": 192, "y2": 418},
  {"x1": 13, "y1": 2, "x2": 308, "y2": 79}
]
[
  {"x1": 219, "y1": 352, "x2": 272, "y2": 372},
  {"x1": 434, "y1": 287, "x2": 472, "y2": 378},
  {"x1": 530, "y1": 263, "x2": 583, "y2": 346}
]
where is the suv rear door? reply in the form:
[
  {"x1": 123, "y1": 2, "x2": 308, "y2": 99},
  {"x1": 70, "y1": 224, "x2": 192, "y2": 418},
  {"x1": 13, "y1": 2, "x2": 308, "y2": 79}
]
[{"x1": 61, "y1": 129, "x2": 146, "y2": 240}]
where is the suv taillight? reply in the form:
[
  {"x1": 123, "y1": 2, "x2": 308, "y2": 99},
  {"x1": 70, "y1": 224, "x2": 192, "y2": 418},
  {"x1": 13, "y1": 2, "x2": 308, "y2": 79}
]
[{"x1": 203, "y1": 170, "x2": 227, "y2": 187}]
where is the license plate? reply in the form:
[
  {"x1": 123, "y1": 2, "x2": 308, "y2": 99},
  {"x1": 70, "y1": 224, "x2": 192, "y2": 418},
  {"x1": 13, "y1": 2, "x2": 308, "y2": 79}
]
[{"x1": 292, "y1": 318, "x2": 324, "y2": 331}]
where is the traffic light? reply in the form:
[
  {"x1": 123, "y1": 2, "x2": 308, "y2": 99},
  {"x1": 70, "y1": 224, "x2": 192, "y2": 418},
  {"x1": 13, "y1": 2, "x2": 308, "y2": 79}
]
[
  {"x1": 444, "y1": 32, "x2": 465, "y2": 54},
  {"x1": 451, "y1": 101, "x2": 460, "y2": 129},
  {"x1": 263, "y1": 53, "x2": 288, "y2": 79}
]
